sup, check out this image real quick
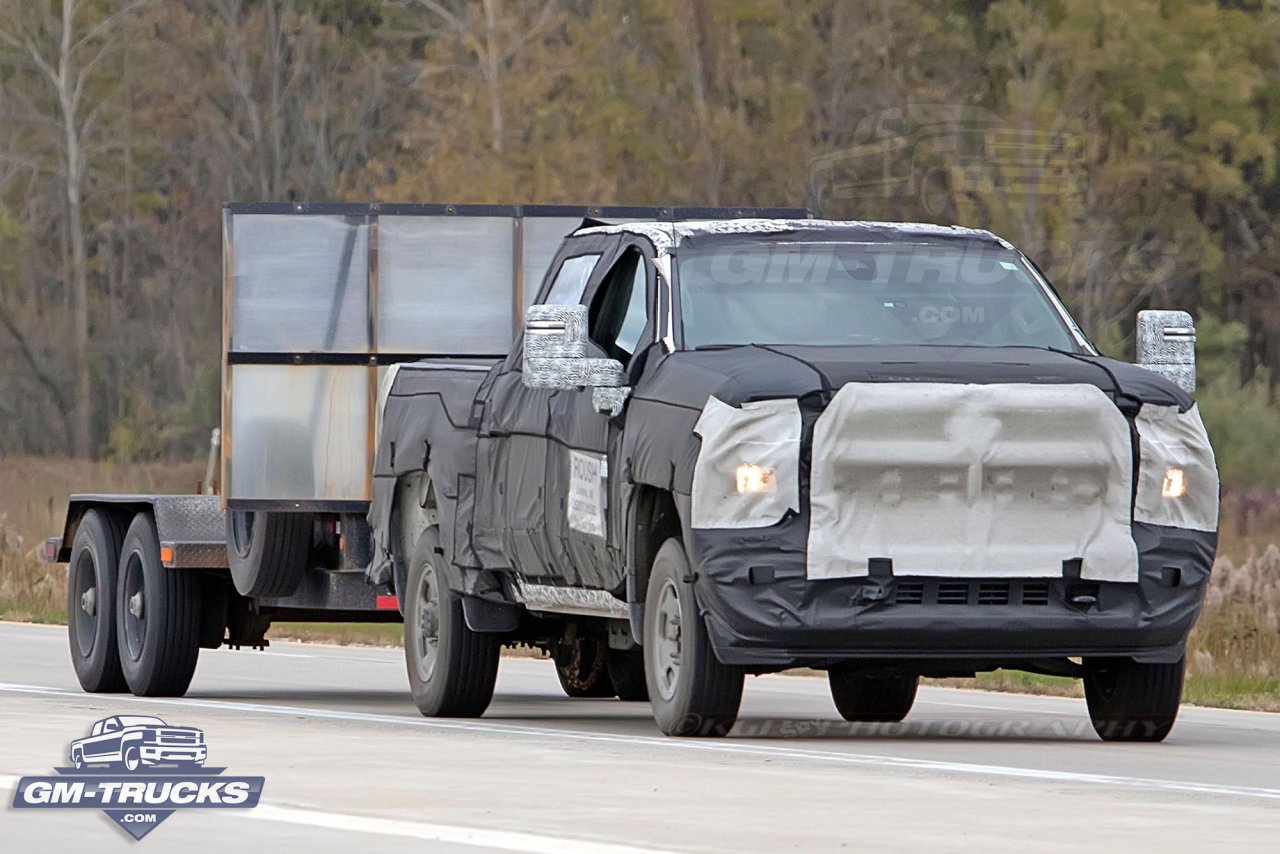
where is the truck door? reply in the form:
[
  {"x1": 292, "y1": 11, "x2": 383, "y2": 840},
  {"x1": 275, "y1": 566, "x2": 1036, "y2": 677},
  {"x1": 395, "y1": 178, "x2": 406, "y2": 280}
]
[
  {"x1": 544, "y1": 242, "x2": 654, "y2": 591},
  {"x1": 472, "y1": 240, "x2": 611, "y2": 582}
]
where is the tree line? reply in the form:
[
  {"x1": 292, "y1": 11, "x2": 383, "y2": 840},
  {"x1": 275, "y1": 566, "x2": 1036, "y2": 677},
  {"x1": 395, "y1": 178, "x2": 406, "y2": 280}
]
[{"x1": 1, "y1": 0, "x2": 1279, "y2": 485}]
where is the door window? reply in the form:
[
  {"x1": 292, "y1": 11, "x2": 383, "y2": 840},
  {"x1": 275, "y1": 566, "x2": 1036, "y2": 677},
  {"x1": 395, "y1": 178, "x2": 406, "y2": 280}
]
[
  {"x1": 545, "y1": 254, "x2": 601, "y2": 306},
  {"x1": 588, "y1": 249, "x2": 649, "y2": 363}
]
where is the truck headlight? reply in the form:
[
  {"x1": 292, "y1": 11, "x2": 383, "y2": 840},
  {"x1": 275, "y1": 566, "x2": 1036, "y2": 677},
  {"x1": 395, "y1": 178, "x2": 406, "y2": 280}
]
[
  {"x1": 692, "y1": 397, "x2": 801, "y2": 529},
  {"x1": 736, "y1": 464, "x2": 777, "y2": 494},
  {"x1": 1134, "y1": 403, "x2": 1218, "y2": 532},
  {"x1": 1160, "y1": 467, "x2": 1186, "y2": 499}
]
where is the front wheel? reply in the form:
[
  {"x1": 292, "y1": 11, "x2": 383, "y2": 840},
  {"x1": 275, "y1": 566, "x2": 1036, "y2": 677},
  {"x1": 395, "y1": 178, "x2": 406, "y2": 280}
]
[
  {"x1": 644, "y1": 538, "x2": 743, "y2": 736},
  {"x1": 1084, "y1": 657, "x2": 1184, "y2": 742},
  {"x1": 404, "y1": 527, "x2": 500, "y2": 717},
  {"x1": 828, "y1": 669, "x2": 918, "y2": 723},
  {"x1": 122, "y1": 746, "x2": 141, "y2": 772}
]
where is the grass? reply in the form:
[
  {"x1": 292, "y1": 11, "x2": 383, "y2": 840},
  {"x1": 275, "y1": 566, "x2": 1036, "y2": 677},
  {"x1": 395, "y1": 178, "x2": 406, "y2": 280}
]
[{"x1": 2, "y1": 455, "x2": 1278, "y2": 711}]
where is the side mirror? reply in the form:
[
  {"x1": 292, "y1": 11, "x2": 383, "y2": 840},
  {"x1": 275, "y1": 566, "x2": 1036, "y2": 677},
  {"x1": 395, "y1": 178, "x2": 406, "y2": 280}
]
[
  {"x1": 1136, "y1": 310, "x2": 1196, "y2": 394},
  {"x1": 523, "y1": 305, "x2": 630, "y2": 414}
]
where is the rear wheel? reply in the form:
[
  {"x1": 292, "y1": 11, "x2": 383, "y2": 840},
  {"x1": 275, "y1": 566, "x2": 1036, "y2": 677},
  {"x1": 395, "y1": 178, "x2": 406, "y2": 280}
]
[
  {"x1": 1084, "y1": 657, "x2": 1184, "y2": 742},
  {"x1": 66, "y1": 509, "x2": 128, "y2": 693},
  {"x1": 644, "y1": 538, "x2": 744, "y2": 736},
  {"x1": 555, "y1": 638, "x2": 616, "y2": 698},
  {"x1": 405, "y1": 527, "x2": 500, "y2": 717},
  {"x1": 828, "y1": 669, "x2": 918, "y2": 723},
  {"x1": 116, "y1": 513, "x2": 201, "y2": 697}
]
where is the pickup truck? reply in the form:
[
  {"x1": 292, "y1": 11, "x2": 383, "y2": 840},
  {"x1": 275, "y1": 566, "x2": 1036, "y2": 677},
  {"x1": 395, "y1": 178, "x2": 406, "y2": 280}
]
[
  {"x1": 50, "y1": 205, "x2": 1217, "y2": 742},
  {"x1": 368, "y1": 217, "x2": 1218, "y2": 740},
  {"x1": 69, "y1": 715, "x2": 207, "y2": 771}
]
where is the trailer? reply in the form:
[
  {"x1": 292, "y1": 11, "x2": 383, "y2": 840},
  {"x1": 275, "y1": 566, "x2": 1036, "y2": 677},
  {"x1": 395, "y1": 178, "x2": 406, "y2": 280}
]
[{"x1": 49, "y1": 203, "x2": 807, "y2": 698}]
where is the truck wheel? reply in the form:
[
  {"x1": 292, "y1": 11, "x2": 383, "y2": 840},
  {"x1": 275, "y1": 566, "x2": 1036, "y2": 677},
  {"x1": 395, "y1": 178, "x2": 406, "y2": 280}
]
[
  {"x1": 67, "y1": 509, "x2": 128, "y2": 693},
  {"x1": 607, "y1": 649, "x2": 649, "y2": 701},
  {"x1": 123, "y1": 745, "x2": 142, "y2": 772},
  {"x1": 405, "y1": 527, "x2": 499, "y2": 717},
  {"x1": 1084, "y1": 656, "x2": 1184, "y2": 742},
  {"x1": 117, "y1": 513, "x2": 201, "y2": 697},
  {"x1": 644, "y1": 538, "x2": 743, "y2": 736},
  {"x1": 828, "y1": 669, "x2": 918, "y2": 722},
  {"x1": 226, "y1": 510, "x2": 313, "y2": 598},
  {"x1": 555, "y1": 638, "x2": 616, "y2": 698}
]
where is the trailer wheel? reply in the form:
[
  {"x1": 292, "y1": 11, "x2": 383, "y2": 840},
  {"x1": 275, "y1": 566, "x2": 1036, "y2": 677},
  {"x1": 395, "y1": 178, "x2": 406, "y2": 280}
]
[
  {"x1": 226, "y1": 510, "x2": 312, "y2": 598},
  {"x1": 644, "y1": 538, "x2": 744, "y2": 736},
  {"x1": 67, "y1": 509, "x2": 128, "y2": 693},
  {"x1": 117, "y1": 513, "x2": 201, "y2": 697},
  {"x1": 404, "y1": 527, "x2": 499, "y2": 717},
  {"x1": 607, "y1": 649, "x2": 649, "y2": 701},
  {"x1": 828, "y1": 669, "x2": 918, "y2": 722},
  {"x1": 1084, "y1": 656, "x2": 1184, "y2": 742}
]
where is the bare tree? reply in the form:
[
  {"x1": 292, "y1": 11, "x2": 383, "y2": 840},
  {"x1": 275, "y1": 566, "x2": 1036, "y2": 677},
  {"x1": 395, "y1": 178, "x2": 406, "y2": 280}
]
[{"x1": 0, "y1": 0, "x2": 145, "y2": 456}]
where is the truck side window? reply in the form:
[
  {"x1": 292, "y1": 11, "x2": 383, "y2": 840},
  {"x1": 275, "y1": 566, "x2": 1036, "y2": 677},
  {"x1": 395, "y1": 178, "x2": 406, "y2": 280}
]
[
  {"x1": 589, "y1": 249, "x2": 648, "y2": 363},
  {"x1": 545, "y1": 254, "x2": 601, "y2": 306}
]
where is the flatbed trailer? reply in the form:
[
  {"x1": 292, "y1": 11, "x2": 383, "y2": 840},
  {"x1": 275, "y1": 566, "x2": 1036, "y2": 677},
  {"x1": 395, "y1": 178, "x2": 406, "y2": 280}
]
[{"x1": 48, "y1": 203, "x2": 807, "y2": 689}]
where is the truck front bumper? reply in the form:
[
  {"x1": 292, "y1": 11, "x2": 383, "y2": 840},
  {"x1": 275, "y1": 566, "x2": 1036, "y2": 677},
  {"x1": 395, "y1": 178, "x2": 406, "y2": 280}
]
[
  {"x1": 688, "y1": 521, "x2": 1215, "y2": 669},
  {"x1": 140, "y1": 744, "x2": 207, "y2": 765}
]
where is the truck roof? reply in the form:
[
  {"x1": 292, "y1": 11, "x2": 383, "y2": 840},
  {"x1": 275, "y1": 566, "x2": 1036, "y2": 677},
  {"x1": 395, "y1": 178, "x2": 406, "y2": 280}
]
[{"x1": 573, "y1": 218, "x2": 1014, "y2": 255}]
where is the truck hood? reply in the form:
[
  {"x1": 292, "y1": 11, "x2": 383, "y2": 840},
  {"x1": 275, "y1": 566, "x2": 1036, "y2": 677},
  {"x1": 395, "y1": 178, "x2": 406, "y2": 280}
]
[{"x1": 640, "y1": 344, "x2": 1192, "y2": 412}]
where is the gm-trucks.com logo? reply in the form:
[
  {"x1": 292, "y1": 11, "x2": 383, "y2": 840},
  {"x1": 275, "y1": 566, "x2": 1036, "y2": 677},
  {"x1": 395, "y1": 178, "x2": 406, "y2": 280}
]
[{"x1": 11, "y1": 715, "x2": 264, "y2": 840}]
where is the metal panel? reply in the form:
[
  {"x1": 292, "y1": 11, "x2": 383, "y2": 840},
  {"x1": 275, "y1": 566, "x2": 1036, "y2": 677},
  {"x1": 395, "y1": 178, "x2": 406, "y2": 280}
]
[
  {"x1": 228, "y1": 365, "x2": 369, "y2": 501},
  {"x1": 230, "y1": 214, "x2": 370, "y2": 353}
]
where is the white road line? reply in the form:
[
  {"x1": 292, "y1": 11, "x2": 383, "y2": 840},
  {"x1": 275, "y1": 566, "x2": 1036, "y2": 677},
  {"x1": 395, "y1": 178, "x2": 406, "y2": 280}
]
[
  {"x1": 3, "y1": 682, "x2": 1280, "y2": 803},
  {"x1": 0, "y1": 775, "x2": 671, "y2": 854}
]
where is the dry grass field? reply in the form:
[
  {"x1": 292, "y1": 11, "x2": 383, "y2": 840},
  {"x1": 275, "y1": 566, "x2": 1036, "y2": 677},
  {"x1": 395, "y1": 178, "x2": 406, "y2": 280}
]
[{"x1": 2, "y1": 456, "x2": 1277, "y2": 710}]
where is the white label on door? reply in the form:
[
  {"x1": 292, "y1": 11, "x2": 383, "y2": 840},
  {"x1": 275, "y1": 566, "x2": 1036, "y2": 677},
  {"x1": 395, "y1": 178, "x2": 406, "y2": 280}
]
[{"x1": 567, "y1": 450, "x2": 606, "y2": 537}]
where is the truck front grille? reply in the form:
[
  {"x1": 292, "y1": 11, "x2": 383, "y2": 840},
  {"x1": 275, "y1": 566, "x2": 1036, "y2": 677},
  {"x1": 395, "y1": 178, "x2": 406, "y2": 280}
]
[{"x1": 893, "y1": 579, "x2": 1055, "y2": 607}]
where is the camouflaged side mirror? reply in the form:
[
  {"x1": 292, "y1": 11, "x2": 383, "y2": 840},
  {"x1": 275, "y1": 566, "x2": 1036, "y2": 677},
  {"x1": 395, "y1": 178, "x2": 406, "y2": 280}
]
[
  {"x1": 1137, "y1": 310, "x2": 1196, "y2": 394},
  {"x1": 522, "y1": 304, "x2": 625, "y2": 392}
]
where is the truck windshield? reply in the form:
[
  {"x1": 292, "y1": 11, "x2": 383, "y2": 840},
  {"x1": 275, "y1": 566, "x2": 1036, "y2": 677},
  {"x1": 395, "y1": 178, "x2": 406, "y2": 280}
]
[{"x1": 675, "y1": 240, "x2": 1080, "y2": 351}]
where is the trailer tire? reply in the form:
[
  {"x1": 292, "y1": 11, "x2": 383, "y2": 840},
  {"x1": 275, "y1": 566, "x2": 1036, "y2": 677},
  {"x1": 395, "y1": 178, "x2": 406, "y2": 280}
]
[
  {"x1": 644, "y1": 538, "x2": 743, "y2": 736},
  {"x1": 117, "y1": 513, "x2": 201, "y2": 697},
  {"x1": 1084, "y1": 656, "x2": 1184, "y2": 742},
  {"x1": 828, "y1": 669, "x2": 918, "y2": 722},
  {"x1": 405, "y1": 527, "x2": 499, "y2": 717},
  {"x1": 67, "y1": 509, "x2": 129, "y2": 693},
  {"x1": 226, "y1": 510, "x2": 312, "y2": 598}
]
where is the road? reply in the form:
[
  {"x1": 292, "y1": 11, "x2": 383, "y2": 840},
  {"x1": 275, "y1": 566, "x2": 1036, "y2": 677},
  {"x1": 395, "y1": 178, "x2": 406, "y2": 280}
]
[{"x1": 1, "y1": 621, "x2": 1277, "y2": 852}]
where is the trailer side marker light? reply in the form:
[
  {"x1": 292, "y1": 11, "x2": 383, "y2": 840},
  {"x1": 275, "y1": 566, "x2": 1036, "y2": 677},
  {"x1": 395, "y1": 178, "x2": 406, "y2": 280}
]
[
  {"x1": 160, "y1": 545, "x2": 174, "y2": 565},
  {"x1": 376, "y1": 595, "x2": 399, "y2": 610}
]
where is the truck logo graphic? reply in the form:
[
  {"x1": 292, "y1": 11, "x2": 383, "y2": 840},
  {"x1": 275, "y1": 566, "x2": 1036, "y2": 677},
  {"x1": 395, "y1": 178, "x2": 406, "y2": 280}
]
[
  {"x1": 12, "y1": 716, "x2": 264, "y2": 841},
  {"x1": 69, "y1": 715, "x2": 208, "y2": 771}
]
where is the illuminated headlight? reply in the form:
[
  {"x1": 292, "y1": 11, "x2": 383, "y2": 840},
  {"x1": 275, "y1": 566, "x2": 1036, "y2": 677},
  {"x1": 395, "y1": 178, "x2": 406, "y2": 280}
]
[
  {"x1": 736, "y1": 464, "x2": 777, "y2": 494},
  {"x1": 1160, "y1": 467, "x2": 1186, "y2": 499},
  {"x1": 1134, "y1": 403, "x2": 1219, "y2": 532},
  {"x1": 691, "y1": 397, "x2": 801, "y2": 529}
]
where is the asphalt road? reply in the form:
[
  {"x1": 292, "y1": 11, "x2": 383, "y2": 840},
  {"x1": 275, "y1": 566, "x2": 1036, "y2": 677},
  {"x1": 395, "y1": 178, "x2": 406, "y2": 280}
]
[{"x1": 1, "y1": 620, "x2": 1278, "y2": 852}]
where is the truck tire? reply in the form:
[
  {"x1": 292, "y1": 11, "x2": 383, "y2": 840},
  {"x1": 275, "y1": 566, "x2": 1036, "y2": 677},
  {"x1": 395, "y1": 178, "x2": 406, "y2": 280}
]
[
  {"x1": 116, "y1": 513, "x2": 201, "y2": 697},
  {"x1": 67, "y1": 509, "x2": 128, "y2": 693},
  {"x1": 828, "y1": 669, "x2": 918, "y2": 723},
  {"x1": 226, "y1": 510, "x2": 312, "y2": 598},
  {"x1": 555, "y1": 638, "x2": 616, "y2": 698},
  {"x1": 1084, "y1": 656, "x2": 1184, "y2": 742},
  {"x1": 405, "y1": 527, "x2": 500, "y2": 717},
  {"x1": 644, "y1": 538, "x2": 743, "y2": 736},
  {"x1": 607, "y1": 649, "x2": 649, "y2": 701}
]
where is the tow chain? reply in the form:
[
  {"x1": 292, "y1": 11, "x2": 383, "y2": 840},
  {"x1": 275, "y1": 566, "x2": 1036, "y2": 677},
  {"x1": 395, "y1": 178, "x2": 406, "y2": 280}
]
[{"x1": 565, "y1": 637, "x2": 606, "y2": 692}]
